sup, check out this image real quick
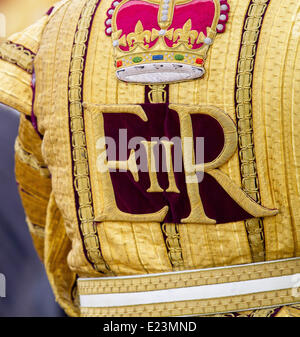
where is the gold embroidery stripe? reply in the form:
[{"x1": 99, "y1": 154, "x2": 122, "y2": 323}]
[
  {"x1": 78, "y1": 258, "x2": 300, "y2": 316},
  {"x1": 162, "y1": 223, "x2": 184, "y2": 270},
  {"x1": 78, "y1": 258, "x2": 299, "y2": 294},
  {"x1": 80, "y1": 288, "x2": 299, "y2": 317},
  {"x1": 68, "y1": 0, "x2": 111, "y2": 273},
  {"x1": 0, "y1": 41, "x2": 34, "y2": 74},
  {"x1": 15, "y1": 138, "x2": 50, "y2": 177},
  {"x1": 78, "y1": 258, "x2": 300, "y2": 295},
  {"x1": 236, "y1": 0, "x2": 270, "y2": 262}
]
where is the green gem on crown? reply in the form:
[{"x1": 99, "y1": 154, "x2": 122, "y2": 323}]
[
  {"x1": 133, "y1": 56, "x2": 143, "y2": 63},
  {"x1": 174, "y1": 54, "x2": 184, "y2": 61}
]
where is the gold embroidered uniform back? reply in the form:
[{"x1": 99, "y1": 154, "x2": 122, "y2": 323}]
[{"x1": 0, "y1": 0, "x2": 300, "y2": 316}]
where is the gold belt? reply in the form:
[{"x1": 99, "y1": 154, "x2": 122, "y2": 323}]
[{"x1": 78, "y1": 258, "x2": 300, "y2": 317}]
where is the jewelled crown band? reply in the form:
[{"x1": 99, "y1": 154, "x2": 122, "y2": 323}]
[{"x1": 105, "y1": 0, "x2": 229, "y2": 84}]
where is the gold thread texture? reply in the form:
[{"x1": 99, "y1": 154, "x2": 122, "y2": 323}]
[
  {"x1": 68, "y1": 0, "x2": 111, "y2": 274},
  {"x1": 236, "y1": 0, "x2": 270, "y2": 262},
  {"x1": 147, "y1": 85, "x2": 167, "y2": 103},
  {"x1": 25, "y1": 216, "x2": 45, "y2": 238},
  {"x1": 78, "y1": 258, "x2": 300, "y2": 317},
  {"x1": 162, "y1": 223, "x2": 184, "y2": 270},
  {"x1": 78, "y1": 258, "x2": 299, "y2": 294},
  {"x1": 15, "y1": 138, "x2": 50, "y2": 177},
  {"x1": 80, "y1": 289, "x2": 300, "y2": 317},
  {"x1": 0, "y1": 41, "x2": 35, "y2": 74},
  {"x1": 204, "y1": 304, "x2": 300, "y2": 317}
]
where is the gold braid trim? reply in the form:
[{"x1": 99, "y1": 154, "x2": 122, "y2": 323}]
[
  {"x1": 147, "y1": 85, "x2": 167, "y2": 103},
  {"x1": 162, "y1": 223, "x2": 184, "y2": 270},
  {"x1": 15, "y1": 138, "x2": 50, "y2": 177},
  {"x1": 68, "y1": 0, "x2": 111, "y2": 274},
  {"x1": 0, "y1": 41, "x2": 34, "y2": 74},
  {"x1": 236, "y1": 0, "x2": 270, "y2": 262}
]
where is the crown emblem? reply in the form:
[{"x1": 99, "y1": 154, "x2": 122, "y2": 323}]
[{"x1": 105, "y1": 0, "x2": 229, "y2": 84}]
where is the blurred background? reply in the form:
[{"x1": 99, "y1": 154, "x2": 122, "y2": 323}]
[
  {"x1": 0, "y1": 0, "x2": 55, "y2": 41},
  {"x1": 0, "y1": 0, "x2": 65, "y2": 316}
]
